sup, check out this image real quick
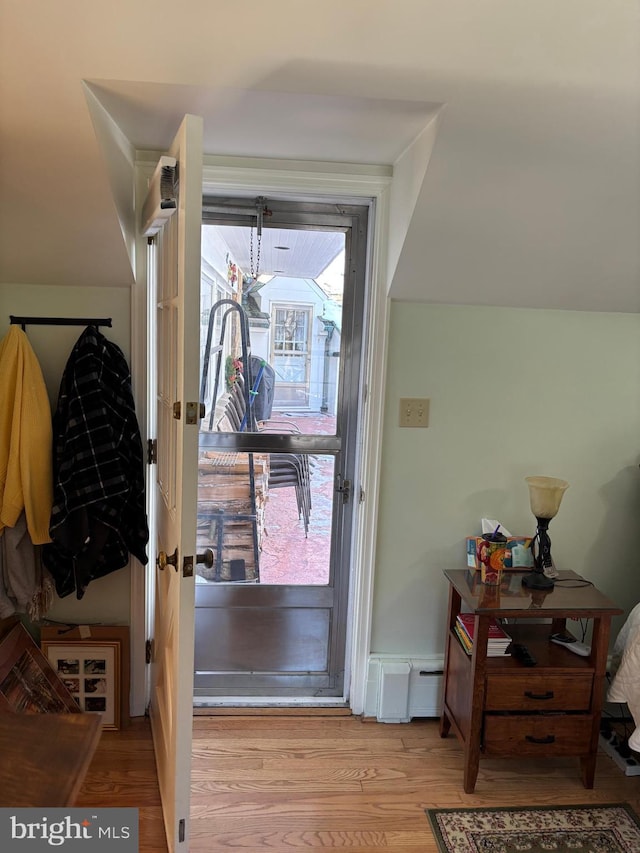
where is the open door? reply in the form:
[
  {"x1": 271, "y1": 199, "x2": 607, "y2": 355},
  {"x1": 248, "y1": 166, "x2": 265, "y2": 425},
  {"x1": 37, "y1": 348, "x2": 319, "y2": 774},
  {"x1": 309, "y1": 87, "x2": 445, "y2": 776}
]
[
  {"x1": 193, "y1": 201, "x2": 368, "y2": 701},
  {"x1": 143, "y1": 114, "x2": 203, "y2": 853}
]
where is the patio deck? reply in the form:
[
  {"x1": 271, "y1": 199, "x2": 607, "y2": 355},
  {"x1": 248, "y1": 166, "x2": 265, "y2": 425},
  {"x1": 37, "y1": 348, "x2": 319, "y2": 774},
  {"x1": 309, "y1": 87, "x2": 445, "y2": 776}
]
[{"x1": 258, "y1": 411, "x2": 335, "y2": 585}]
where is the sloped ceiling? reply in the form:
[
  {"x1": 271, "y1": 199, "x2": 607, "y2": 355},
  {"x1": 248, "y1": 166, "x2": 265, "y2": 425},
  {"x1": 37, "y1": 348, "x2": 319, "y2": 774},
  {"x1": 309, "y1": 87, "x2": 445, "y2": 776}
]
[{"x1": 0, "y1": 0, "x2": 638, "y2": 311}]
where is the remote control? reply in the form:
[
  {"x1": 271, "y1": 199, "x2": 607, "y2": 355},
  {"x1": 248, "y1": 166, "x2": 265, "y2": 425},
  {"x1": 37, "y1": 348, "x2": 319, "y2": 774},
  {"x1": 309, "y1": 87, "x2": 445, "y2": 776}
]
[
  {"x1": 509, "y1": 643, "x2": 537, "y2": 667},
  {"x1": 550, "y1": 632, "x2": 591, "y2": 657}
]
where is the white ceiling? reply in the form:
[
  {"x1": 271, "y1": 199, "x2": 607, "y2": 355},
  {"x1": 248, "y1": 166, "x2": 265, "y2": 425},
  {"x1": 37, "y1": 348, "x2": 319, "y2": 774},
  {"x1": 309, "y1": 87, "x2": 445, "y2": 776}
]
[
  {"x1": 87, "y1": 81, "x2": 439, "y2": 165},
  {"x1": 1, "y1": 1, "x2": 638, "y2": 311},
  {"x1": 205, "y1": 226, "x2": 345, "y2": 281}
]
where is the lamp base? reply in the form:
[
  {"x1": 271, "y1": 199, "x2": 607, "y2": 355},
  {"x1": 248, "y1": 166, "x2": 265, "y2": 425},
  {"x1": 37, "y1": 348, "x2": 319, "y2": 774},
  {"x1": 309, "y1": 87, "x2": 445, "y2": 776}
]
[{"x1": 522, "y1": 570, "x2": 555, "y2": 590}]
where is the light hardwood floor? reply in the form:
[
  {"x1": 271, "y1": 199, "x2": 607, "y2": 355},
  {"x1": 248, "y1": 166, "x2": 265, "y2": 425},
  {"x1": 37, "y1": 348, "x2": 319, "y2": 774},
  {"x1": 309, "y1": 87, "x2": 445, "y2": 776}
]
[
  {"x1": 78, "y1": 714, "x2": 640, "y2": 852},
  {"x1": 76, "y1": 717, "x2": 168, "y2": 853}
]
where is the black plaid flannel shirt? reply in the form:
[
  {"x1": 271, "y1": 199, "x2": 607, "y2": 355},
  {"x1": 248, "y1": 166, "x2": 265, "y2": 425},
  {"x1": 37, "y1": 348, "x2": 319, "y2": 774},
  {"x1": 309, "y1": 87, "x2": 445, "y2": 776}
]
[{"x1": 43, "y1": 326, "x2": 149, "y2": 598}]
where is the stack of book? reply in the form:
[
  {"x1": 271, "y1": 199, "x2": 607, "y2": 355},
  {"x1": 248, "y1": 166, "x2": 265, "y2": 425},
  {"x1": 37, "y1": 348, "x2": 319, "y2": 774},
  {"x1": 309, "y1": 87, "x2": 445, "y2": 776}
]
[{"x1": 454, "y1": 613, "x2": 512, "y2": 656}]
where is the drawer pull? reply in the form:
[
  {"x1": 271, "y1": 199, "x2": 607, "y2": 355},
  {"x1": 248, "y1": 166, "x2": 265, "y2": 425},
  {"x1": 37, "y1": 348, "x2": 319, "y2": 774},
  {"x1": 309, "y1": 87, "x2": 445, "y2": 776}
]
[
  {"x1": 524, "y1": 690, "x2": 554, "y2": 701},
  {"x1": 525, "y1": 734, "x2": 556, "y2": 745}
]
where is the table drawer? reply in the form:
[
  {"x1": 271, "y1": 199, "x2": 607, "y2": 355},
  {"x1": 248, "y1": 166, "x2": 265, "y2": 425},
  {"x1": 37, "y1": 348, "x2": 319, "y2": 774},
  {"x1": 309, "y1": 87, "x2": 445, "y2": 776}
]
[
  {"x1": 483, "y1": 714, "x2": 593, "y2": 757},
  {"x1": 485, "y1": 674, "x2": 592, "y2": 711}
]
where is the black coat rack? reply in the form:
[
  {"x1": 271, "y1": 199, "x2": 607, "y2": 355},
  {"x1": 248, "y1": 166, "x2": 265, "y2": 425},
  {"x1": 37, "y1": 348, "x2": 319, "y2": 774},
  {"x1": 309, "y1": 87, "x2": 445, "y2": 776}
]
[{"x1": 10, "y1": 316, "x2": 112, "y2": 332}]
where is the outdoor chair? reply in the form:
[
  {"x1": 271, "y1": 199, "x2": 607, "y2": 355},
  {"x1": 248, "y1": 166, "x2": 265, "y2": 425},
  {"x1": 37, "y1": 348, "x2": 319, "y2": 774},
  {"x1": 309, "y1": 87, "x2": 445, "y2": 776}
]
[{"x1": 215, "y1": 377, "x2": 314, "y2": 537}]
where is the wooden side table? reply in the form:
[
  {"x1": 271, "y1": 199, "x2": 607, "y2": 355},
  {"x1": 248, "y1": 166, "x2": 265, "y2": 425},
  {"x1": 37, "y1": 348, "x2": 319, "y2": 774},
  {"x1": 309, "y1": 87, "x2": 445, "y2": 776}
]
[
  {"x1": 440, "y1": 569, "x2": 622, "y2": 793},
  {"x1": 0, "y1": 713, "x2": 101, "y2": 806}
]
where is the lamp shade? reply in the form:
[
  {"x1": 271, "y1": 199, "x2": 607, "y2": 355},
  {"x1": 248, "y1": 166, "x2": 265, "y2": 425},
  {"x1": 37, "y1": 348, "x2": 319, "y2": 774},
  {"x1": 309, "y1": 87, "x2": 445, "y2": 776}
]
[{"x1": 526, "y1": 476, "x2": 569, "y2": 519}]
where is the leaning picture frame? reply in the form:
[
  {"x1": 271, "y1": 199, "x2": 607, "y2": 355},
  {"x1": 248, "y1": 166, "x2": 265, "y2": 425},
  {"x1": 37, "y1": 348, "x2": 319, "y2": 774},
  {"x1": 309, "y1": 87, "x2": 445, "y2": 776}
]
[
  {"x1": 41, "y1": 639, "x2": 121, "y2": 730},
  {"x1": 0, "y1": 619, "x2": 80, "y2": 714}
]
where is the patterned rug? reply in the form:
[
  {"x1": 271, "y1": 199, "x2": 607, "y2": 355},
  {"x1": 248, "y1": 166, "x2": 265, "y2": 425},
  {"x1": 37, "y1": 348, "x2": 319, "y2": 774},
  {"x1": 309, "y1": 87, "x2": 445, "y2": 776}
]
[{"x1": 426, "y1": 803, "x2": 640, "y2": 853}]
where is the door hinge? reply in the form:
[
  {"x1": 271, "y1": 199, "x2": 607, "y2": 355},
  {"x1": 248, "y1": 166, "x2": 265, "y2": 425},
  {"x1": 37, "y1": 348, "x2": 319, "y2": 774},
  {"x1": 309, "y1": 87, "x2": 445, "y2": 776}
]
[
  {"x1": 147, "y1": 438, "x2": 157, "y2": 464},
  {"x1": 359, "y1": 486, "x2": 365, "y2": 503},
  {"x1": 173, "y1": 401, "x2": 181, "y2": 420},
  {"x1": 185, "y1": 401, "x2": 205, "y2": 425},
  {"x1": 336, "y1": 475, "x2": 352, "y2": 504},
  {"x1": 145, "y1": 638, "x2": 153, "y2": 664},
  {"x1": 178, "y1": 819, "x2": 186, "y2": 843}
]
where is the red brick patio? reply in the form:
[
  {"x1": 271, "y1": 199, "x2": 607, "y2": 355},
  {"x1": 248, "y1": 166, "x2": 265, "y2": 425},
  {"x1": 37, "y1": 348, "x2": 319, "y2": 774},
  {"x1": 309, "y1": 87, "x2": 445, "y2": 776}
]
[{"x1": 259, "y1": 412, "x2": 335, "y2": 585}]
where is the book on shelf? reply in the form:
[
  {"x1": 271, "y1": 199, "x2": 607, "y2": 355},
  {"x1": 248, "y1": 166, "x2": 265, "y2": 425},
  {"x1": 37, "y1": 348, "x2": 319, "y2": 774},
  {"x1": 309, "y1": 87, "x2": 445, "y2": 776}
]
[
  {"x1": 455, "y1": 612, "x2": 512, "y2": 655},
  {"x1": 454, "y1": 623, "x2": 510, "y2": 656},
  {"x1": 454, "y1": 623, "x2": 473, "y2": 654}
]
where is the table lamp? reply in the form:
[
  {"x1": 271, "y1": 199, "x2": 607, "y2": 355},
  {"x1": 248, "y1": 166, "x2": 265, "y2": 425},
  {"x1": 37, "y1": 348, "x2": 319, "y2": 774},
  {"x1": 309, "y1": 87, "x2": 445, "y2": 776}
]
[{"x1": 522, "y1": 476, "x2": 569, "y2": 590}]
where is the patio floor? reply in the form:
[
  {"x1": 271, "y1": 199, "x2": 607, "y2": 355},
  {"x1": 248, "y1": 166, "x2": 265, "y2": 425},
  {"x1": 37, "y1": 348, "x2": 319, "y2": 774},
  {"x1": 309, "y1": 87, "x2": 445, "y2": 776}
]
[{"x1": 258, "y1": 411, "x2": 335, "y2": 585}]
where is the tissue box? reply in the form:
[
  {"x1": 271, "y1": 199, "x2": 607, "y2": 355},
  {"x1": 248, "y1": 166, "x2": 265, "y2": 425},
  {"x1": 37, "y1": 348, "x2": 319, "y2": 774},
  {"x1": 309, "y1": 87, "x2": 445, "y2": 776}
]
[{"x1": 466, "y1": 536, "x2": 534, "y2": 570}]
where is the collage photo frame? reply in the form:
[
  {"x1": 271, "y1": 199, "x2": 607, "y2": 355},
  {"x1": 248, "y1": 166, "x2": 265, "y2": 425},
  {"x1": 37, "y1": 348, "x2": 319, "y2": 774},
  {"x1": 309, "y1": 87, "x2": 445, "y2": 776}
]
[{"x1": 41, "y1": 639, "x2": 121, "y2": 729}]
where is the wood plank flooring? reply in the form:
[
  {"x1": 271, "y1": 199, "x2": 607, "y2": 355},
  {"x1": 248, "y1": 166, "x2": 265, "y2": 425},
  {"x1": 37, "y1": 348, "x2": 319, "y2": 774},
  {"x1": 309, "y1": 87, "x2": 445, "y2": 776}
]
[
  {"x1": 75, "y1": 718, "x2": 168, "y2": 853},
  {"x1": 78, "y1": 714, "x2": 640, "y2": 852}
]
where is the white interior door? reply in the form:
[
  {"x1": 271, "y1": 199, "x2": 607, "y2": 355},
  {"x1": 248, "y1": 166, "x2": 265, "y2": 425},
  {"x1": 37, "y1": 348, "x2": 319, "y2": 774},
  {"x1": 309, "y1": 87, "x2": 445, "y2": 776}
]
[{"x1": 146, "y1": 114, "x2": 203, "y2": 853}]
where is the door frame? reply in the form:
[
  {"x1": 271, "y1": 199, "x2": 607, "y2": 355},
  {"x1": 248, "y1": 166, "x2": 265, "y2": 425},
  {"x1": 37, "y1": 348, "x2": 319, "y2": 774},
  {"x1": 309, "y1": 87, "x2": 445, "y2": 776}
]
[
  {"x1": 195, "y1": 198, "x2": 368, "y2": 701},
  {"x1": 130, "y1": 154, "x2": 392, "y2": 715}
]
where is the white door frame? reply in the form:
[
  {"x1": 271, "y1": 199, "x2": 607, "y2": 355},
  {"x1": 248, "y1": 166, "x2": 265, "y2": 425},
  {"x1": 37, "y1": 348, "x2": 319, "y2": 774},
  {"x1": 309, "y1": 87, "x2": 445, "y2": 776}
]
[{"x1": 129, "y1": 154, "x2": 392, "y2": 716}]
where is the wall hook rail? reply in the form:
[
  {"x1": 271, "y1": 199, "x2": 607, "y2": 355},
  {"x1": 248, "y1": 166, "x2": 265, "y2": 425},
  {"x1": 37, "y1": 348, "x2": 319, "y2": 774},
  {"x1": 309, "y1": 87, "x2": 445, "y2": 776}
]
[{"x1": 10, "y1": 315, "x2": 113, "y2": 332}]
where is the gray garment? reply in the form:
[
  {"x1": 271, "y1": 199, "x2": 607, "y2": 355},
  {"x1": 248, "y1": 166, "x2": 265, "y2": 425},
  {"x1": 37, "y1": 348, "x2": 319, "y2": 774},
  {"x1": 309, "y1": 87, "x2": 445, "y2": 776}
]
[{"x1": 0, "y1": 513, "x2": 52, "y2": 619}]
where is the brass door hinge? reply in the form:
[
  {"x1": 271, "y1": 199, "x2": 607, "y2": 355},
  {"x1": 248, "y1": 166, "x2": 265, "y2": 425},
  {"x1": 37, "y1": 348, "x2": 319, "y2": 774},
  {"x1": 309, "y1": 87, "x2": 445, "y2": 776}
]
[
  {"x1": 173, "y1": 401, "x2": 181, "y2": 420},
  {"x1": 147, "y1": 438, "x2": 157, "y2": 464}
]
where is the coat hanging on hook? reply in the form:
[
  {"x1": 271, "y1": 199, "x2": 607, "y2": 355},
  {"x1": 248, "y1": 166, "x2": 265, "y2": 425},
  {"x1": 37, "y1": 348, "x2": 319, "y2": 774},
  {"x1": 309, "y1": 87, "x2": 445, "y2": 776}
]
[
  {"x1": 43, "y1": 325, "x2": 149, "y2": 599},
  {"x1": 0, "y1": 325, "x2": 53, "y2": 544}
]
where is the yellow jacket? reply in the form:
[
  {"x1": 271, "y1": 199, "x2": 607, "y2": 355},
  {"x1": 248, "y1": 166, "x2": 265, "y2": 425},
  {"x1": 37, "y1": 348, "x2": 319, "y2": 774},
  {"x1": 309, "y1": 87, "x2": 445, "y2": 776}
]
[{"x1": 0, "y1": 326, "x2": 53, "y2": 544}]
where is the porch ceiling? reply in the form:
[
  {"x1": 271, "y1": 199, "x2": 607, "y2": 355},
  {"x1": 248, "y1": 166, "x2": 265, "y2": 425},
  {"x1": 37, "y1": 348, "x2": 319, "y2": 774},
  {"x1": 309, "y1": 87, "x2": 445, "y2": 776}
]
[{"x1": 209, "y1": 226, "x2": 345, "y2": 281}]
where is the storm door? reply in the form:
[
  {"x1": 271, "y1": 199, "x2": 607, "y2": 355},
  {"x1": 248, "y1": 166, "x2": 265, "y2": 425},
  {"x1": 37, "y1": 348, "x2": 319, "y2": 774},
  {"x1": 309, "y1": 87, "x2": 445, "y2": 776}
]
[{"x1": 193, "y1": 197, "x2": 368, "y2": 700}]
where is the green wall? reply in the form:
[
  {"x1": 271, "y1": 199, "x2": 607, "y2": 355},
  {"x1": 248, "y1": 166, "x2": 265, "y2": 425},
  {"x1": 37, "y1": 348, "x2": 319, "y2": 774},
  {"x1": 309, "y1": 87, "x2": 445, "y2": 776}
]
[
  {"x1": 4, "y1": 287, "x2": 639, "y2": 669},
  {"x1": 372, "y1": 303, "x2": 640, "y2": 655}
]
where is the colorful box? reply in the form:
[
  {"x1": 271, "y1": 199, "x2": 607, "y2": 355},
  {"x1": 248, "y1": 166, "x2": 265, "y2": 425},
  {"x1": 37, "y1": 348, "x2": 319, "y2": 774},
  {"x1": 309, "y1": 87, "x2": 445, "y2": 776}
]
[{"x1": 466, "y1": 536, "x2": 534, "y2": 570}]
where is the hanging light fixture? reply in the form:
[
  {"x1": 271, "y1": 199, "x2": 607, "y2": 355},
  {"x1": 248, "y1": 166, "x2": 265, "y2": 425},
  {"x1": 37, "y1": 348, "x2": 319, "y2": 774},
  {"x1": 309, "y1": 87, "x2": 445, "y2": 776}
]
[{"x1": 249, "y1": 196, "x2": 271, "y2": 281}]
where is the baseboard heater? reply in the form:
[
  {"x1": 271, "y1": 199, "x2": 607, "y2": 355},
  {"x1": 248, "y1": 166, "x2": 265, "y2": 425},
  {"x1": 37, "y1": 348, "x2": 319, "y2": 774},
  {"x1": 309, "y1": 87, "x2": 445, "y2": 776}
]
[{"x1": 376, "y1": 659, "x2": 444, "y2": 723}]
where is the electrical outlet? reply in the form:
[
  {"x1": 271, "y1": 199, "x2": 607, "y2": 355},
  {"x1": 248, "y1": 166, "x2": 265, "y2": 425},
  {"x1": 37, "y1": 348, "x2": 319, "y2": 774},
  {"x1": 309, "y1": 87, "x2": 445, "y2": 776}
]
[{"x1": 399, "y1": 397, "x2": 430, "y2": 428}]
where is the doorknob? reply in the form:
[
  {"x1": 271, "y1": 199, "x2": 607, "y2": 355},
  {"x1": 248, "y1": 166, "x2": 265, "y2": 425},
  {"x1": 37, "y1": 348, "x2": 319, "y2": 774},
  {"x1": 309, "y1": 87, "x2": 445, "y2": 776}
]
[
  {"x1": 196, "y1": 548, "x2": 214, "y2": 569},
  {"x1": 156, "y1": 548, "x2": 179, "y2": 571}
]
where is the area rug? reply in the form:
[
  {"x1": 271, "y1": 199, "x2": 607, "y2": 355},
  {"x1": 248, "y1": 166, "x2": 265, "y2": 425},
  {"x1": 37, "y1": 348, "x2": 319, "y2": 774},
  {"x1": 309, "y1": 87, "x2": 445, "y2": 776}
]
[{"x1": 426, "y1": 803, "x2": 640, "y2": 853}]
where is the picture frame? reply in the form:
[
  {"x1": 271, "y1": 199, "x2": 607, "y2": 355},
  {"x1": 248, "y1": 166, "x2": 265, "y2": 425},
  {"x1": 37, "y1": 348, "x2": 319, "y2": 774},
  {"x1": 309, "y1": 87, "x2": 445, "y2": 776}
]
[
  {"x1": 0, "y1": 619, "x2": 79, "y2": 714},
  {"x1": 41, "y1": 639, "x2": 121, "y2": 730},
  {"x1": 40, "y1": 625, "x2": 130, "y2": 727}
]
